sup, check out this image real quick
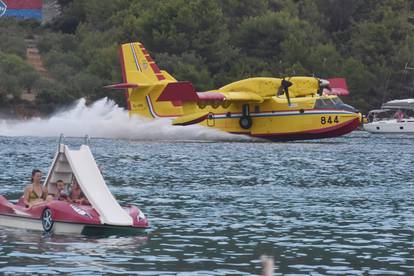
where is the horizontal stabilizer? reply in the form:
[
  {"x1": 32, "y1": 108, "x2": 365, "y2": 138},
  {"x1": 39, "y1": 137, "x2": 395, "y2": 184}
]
[
  {"x1": 157, "y1": 81, "x2": 199, "y2": 102},
  {"x1": 172, "y1": 111, "x2": 210, "y2": 126}
]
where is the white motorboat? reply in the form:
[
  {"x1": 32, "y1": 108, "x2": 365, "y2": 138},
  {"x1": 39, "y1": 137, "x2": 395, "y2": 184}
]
[{"x1": 364, "y1": 99, "x2": 414, "y2": 133}]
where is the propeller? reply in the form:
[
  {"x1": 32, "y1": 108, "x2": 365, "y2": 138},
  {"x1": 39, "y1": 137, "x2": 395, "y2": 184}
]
[{"x1": 277, "y1": 78, "x2": 293, "y2": 106}]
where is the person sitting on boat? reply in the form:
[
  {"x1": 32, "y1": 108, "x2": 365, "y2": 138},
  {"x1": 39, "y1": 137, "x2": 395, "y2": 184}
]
[
  {"x1": 23, "y1": 169, "x2": 49, "y2": 208},
  {"x1": 394, "y1": 109, "x2": 404, "y2": 122},
  {"x1": 70, "y1": 178, "x2": 89, "y2": 205},
  {"x1": 54, "y1": 179, "x2": 70, "y2": 201}
]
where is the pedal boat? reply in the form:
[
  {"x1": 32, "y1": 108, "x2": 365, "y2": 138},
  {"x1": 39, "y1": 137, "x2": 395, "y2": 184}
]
[{"x1": 0, "y1": 143, "x2": 148, "y2": 234}]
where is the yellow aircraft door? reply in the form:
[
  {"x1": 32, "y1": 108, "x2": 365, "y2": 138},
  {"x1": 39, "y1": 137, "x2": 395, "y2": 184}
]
[{"x1": 207, "y1": 112, "x2": 215, "y2": 126}]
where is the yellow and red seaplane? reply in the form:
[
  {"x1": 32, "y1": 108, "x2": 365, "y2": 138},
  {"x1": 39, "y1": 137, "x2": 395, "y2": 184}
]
[{"x1": 105, "y1": 42, "x2": 362, "y2": 141}]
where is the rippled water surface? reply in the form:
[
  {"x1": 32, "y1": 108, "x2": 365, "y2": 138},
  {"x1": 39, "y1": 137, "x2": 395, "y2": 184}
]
[{"x1": 0, "y1": 132, "x2": 413, "y2": 275}]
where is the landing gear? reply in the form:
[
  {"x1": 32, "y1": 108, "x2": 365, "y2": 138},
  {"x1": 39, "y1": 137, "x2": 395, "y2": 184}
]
[
  {"x1": 239, "y1": 116, "x2": 252, "y2": 129},
  {"x1": 42, "y1": 208, "x2": 54, "y2": 233},
  {"x1": 239, "y1": 104, "x2": 253, "y2": 129}
]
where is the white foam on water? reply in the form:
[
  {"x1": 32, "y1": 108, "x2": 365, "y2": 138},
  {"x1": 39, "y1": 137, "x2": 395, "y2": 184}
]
[{"x1": 0, "y1": 98, "x2": 252, "y2": 141}]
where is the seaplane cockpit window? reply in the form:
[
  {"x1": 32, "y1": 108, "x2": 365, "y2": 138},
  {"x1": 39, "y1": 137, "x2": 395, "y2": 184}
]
[
  {"x1": 331, "y1": 97, "x2": 344, "y2": 105},
  {"x1": 315, "y1": 99, "x2": 336, "y2": 109},
  {"x1": 315, "y1": 97, "x2": 351, "y2": 111}
]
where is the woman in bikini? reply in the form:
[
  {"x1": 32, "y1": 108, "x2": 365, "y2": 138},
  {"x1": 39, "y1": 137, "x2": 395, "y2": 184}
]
[{"x1": 23, "y1": 169, "x2": 49, "y2": 208}]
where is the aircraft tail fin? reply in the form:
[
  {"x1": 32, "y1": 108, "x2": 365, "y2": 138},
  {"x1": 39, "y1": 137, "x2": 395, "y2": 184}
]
[
  {"x1": 105, "y1": 42, "x2": 182, "y2": 118},
  {"x1": 120, "y1": 42, "x2": 170, "y2": 85}
]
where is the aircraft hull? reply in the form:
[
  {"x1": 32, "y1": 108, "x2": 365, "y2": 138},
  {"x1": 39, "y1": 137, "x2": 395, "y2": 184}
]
[
  {"x1": 197, "y1": 109, "x2": 361, "y2": 141},
  {"x1": 250, "y1": 117, "x2": 360, "y2": 141},
  {"x1": 140, "y1": 94, "x2": 361, "y2": 141}
]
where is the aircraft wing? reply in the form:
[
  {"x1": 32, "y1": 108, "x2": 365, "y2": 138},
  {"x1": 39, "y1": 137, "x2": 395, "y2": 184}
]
[
  {"x1": 218, "y1": 91, "x2": 263, "y2": 103},
  {"x1": 157, "y1": 82, "x2": 264, "y2": 103},
  {"x1": 156, "y1": 81, "x2": 265, "y2": 126}
]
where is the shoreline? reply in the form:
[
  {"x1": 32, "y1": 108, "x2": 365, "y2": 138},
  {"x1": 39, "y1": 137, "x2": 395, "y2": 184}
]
[{"x1": 0, "y1": 104, "x2": 44, "y2": 120}]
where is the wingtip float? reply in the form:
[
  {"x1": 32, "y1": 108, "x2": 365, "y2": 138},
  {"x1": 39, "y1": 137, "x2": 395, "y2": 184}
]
[{"x1": 105, "y1": 42, "x2": 361, "y2": 141}]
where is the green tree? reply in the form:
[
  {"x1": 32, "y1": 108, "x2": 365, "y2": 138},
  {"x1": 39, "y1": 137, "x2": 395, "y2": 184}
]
[
  {"x1": 0, "y1": 52, "x2": 39, "y2": 97},
  {"x1": 156, "y1": 52, "x2": 214, "y2": 91},
  {"x1": 19, "y1": 67, "x2": 40, "y2": 94},
  {"x1": 123, "y1": 0, "x2": 232, "y2": 73}
]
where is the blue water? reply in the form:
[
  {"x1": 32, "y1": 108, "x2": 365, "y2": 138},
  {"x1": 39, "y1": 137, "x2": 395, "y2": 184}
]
[{"x1": 0, "y1": 132, "x2": 413, "y2": 275}]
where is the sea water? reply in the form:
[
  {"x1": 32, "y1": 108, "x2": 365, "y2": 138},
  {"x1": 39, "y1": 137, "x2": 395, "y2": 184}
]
[{"x1": 0, "y1": 99, "x2": 413, "y2": 275}]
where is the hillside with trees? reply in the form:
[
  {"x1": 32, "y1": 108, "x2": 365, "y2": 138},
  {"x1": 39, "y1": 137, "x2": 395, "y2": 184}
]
[{"x1": 0, "y1": 0, "x2": 413, "y2": 115}]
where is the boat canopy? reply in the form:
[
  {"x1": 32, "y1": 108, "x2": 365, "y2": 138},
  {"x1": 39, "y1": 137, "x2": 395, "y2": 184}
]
[
  {"x1": 44, "y1": 144, "x2": 133, "y2": 226},
  {"x1": 368, "y1": 109, "x2": 391, "y2": 114},
  {"x1": 381, "y1": 99, "x2": 414, "y2": 110}
]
